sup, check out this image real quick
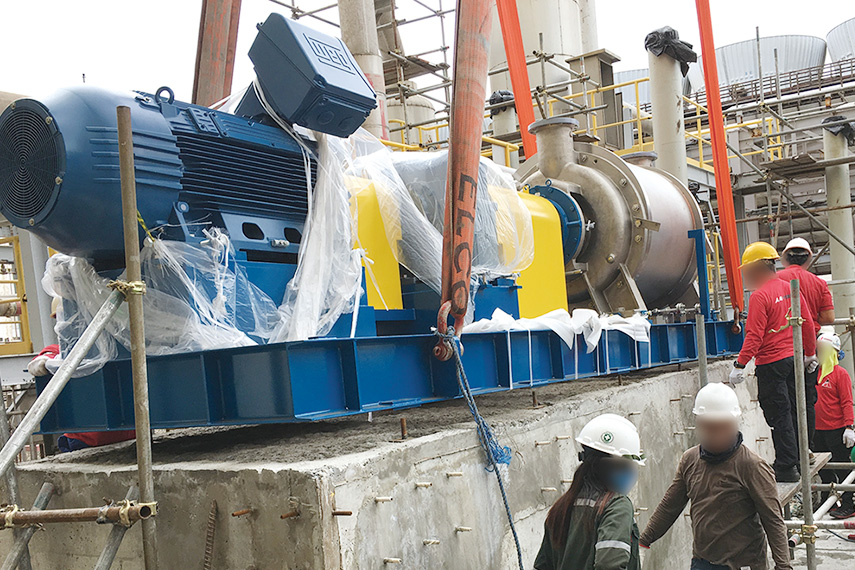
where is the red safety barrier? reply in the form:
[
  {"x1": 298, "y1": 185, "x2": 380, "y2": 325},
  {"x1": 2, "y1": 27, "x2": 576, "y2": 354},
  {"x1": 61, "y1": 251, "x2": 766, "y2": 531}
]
[
  {"x1": 496, "y1": 0, "x2": 537, "y2": 156},
  {"x1": 695, "y1": 0, "x2": 744, "y2": 314},
  {"x1": 435, "y1": 0, "x2": 493, "y2": 360}
]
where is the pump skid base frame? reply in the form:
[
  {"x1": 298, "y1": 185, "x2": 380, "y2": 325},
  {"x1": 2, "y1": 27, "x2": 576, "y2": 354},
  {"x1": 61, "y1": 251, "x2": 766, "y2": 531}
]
[{"x1": 38, "y1": 321, "x2": 741, "y2": 432}]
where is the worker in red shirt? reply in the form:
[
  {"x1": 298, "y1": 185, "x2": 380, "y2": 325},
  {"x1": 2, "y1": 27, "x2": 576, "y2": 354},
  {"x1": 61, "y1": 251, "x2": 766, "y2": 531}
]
[
  {"x1": 27, "y1": 298, "x2": 135, "y2": 453},
  {"x1": 777, "y1": 237, "x2": 833, "y2": 448},
  {"x1": 729, "y1": 242, "x2": 817, "y2": 482},
  {"x1": 778, "y1": 238, "x2": 835, "y2": 331},
  {"x1": 813, "y1": 330, "x2": 854, "y2": 519}
]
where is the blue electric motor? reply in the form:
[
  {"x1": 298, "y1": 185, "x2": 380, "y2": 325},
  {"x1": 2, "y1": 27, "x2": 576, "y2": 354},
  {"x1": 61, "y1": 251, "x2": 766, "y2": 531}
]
[
  {"x1": 0, "y1": 86, "x2": 315, "y2": 301},
  {"x1": 0, "y1": 16, "x2": 377, "y2": 304}
]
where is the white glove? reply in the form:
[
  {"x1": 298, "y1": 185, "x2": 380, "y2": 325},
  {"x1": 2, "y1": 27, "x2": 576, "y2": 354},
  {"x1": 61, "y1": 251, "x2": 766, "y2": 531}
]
[
  {"x1": 843, "y1": 428, "x2": 855, "y2": 448},
  {"x1": 729, "y1": 366, "x2": 746, "y2": 385},
  {"x1": 27, "y1": 355, "x2": 51, "y2": 377},
  {"x1": 805, "y1": 355, "x2": 819, "y2": 374}
]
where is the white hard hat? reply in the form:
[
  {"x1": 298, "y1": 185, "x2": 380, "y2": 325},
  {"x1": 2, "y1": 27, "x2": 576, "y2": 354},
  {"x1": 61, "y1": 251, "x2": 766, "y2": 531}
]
[
  {"x1": 576, "y1": 413, "x2": 645, "y2": 465},
  {"x1": 818, "y1": 331, "x2": 842, "y2": 352},
  {"x1": 693, "y1": 382, "x2": 741, "y2": 420},
  {"x1": 783, "y1": 237, "x2": 813, "y2": 255}
]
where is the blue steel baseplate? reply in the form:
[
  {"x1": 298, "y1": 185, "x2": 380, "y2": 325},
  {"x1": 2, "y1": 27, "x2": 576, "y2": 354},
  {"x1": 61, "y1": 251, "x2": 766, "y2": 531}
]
[{"x1": 37, "y1": 320, "x2": 742, "y2": 432}]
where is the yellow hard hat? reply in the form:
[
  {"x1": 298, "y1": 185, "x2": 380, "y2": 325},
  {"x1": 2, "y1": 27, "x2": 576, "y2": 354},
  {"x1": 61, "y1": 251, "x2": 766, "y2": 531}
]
[{"x1": 740, "y1": 241, "x2": 779, "y2": 268}]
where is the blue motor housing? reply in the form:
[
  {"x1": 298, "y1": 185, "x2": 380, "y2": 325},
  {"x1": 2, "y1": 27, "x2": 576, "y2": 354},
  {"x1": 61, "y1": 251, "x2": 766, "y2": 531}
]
[{"x1": 0, "y1": 85, "x2": 317, "y2": 295}]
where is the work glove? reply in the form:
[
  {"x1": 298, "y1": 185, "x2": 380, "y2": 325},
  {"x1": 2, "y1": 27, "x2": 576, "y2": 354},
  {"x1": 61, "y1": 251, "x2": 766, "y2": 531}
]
[
  {"x1": 729, "y1": 366, "x2": 745, "y2": 385},
  {"x1": 26, "y1": 355, "x2": 51, "y2": 377},
  {"x1": 805, "y1": 355, "x2": 819, "y2": 374},
  {"x1": 843, "y1": 428, "x2": 855, "y2": 449}
]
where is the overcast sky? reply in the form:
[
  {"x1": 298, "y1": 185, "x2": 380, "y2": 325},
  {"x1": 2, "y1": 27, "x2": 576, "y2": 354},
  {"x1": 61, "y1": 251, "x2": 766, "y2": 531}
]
[{"x1": 2, "y1": 1, "x2": 853, "y2": 102}]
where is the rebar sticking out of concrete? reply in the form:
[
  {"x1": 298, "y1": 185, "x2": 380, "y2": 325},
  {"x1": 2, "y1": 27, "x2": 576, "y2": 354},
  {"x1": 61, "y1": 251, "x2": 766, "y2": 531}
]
[
  {"x1": 0, "y1": 483, "x2": 54, "y2": 570},
  {"x1": 230, "y1": 509, "x2": 252, "y2": 518},
  {"x1": 374, "y1": 497, "x2": 393, "y2": 503},
  {"x1": 414, "y1": 482, "x2": 432, "y2": 488},
  {"x1": 202, "y1": 500, "x2": 217, "y2": 570},
  {"x1": 94, "y1": 486, "x2": 140, "y2": 570},
  {"x1": 280, "y1": 511, "x2": 300, "y2": 520},
  {"x1": 446, "y1": 472, "x2": 463, "y2": 478},
  {"x1": 455, "y1": 526, "x2": 472, "y2": 533}
]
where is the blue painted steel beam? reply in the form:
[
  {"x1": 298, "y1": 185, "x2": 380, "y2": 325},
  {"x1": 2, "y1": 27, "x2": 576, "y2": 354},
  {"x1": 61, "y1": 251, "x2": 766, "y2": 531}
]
[
  {"x1": 37, "y1": 320, "x2": 742, "y2": 433},
  {"x1": 688, "y1": 228, "x2": 712, "y2": 319}
]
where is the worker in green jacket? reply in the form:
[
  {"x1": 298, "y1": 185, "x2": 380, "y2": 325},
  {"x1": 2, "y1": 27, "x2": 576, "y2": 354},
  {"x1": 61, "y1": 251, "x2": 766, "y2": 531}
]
[{"x1": 534, "y1": 414, "x2": 645, "y2": 570}]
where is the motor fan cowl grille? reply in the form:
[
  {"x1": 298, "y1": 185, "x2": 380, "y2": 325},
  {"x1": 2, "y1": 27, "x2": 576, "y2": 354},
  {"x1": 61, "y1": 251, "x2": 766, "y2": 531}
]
[{"x1": 0, "y1": 101, "x2": 65, "y2": 225}]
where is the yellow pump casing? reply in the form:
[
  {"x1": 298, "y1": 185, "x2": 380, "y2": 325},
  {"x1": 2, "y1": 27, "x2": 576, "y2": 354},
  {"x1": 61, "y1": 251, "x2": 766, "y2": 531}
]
[
  {"x1": 515, "y1": 192, "x2": 568, "y2": 317},
  {"x1": 348, "y1": 177, "x2": 404, "y2": 310},
  {"x1": 347, "y1": 176, "x2": 567, "y2": 319}
]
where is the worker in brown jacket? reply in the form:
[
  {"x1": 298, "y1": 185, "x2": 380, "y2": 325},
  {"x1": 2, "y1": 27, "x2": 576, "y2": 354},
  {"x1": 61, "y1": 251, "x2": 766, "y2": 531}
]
[{"x1": 639, "y1": 383, "x2": 791, "y2": 570}]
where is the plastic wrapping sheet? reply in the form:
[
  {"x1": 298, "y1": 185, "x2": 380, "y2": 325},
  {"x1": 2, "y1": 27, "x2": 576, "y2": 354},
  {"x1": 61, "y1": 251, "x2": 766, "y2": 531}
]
[
  {"x1": 462, "y1": 308, "x2": 651, "y2": 353},
  {"x1": 42, "y1": 229, "x2": 279, "y2": 377},
  {"x1": 270, "y1": 130, "x2": 364, "y2": 342},
  {"x1": 371, "y1": 151, "x2": 534, "y2": 298},
  {"x1": 39, "y1": 128, "x2": 537, "y2": 373}
]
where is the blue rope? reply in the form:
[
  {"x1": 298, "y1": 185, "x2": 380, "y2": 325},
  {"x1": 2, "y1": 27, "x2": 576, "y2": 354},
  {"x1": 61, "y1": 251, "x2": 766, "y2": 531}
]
[{"x1": 437, "y1": 330, "x2": 524, "y2": 570}]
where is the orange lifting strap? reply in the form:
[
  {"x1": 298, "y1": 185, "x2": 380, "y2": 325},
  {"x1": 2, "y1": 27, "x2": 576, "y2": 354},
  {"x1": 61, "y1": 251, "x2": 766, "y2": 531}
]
[
  {"x1": 435, "y1": 0, "x2": 493, "y2": 360},
  {"x1": 496, "y1": 0, "x2": 538, "y2": 156},
  {"x1": 695, "y1": 0, "x2": 744, "y2": 313}
]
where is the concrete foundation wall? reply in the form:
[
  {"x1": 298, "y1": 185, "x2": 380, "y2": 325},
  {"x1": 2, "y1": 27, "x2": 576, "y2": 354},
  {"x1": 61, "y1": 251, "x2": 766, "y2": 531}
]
[{"x1": 2, "y1": 361, "x2": 774, "y2": 569}]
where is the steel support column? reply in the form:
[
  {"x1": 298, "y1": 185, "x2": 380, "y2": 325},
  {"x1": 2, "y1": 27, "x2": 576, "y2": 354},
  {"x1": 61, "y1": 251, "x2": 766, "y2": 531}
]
[
  {"x1": 192, "y1": 0, "x2": 242, "y2": 107},
  {"x1": 339, "y1": 0, "x2": 387, "y2": 138},
  {"x1": 823, "y1": 127, "x2": 855, "y2": 379}
]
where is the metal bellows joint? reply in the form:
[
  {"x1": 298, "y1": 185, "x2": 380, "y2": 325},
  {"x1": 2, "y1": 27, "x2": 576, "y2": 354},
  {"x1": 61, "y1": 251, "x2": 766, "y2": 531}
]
[{"x1": 517, "y1": 117, "x2": 703, "y2": 314}]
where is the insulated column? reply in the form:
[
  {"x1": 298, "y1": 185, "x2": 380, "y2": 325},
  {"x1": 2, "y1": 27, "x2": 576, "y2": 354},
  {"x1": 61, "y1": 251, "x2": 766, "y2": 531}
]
[
  {"x1": 339, "y1": 0, "x2": 387, "y2": 138},
  {"x1": 823, "y1": 121, "x2": 855, "y2": 379},
  {"x1": 646, "y1": 27, "x2": 690, "y2": 186}
]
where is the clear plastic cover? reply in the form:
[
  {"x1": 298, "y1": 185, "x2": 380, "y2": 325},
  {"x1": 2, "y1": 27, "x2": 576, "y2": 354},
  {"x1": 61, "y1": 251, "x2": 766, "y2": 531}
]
[
  {"x1": 40, "y1": 130, "x2": 537, "y2": 374},
  {"x1": 371, "y1": 150, "x2": 535, "y2": 295},
  {"x1": 42, "y1": 229, "x2": 281, "y2": 377}
]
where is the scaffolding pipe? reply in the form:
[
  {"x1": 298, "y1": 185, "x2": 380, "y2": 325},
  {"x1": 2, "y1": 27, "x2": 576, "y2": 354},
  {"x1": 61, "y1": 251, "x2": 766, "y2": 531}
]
[
  {"x1": 789, "y1": 278, "x2": 816, "y2": 569},
  {"x1": 0, "y1": 398, "x2": 30, "y2": 570},
  {"x1": 777, "y1": 187, "x2": 855, "y2": 258},
  {"x1": 785, "y1": 520, "x2": 855, "y2": 530},
  {"x1": 824, "y1": 463, "x2": 855, "y2": 470},
  {"x1": 811, "y1": 484, "x2": 855, "y2": 492},
  {"x1": 814, "y1": 469, "x2": 855, "y2": 521},
  {"x1": 117, "y1": 106, "x2": 159, "y2": 570},
  {"x1": 696, "y1": 313, "x2": 708, "y2": 386},
  {"x1": 1, "y1": 504, "x2": 153, "y2": 527},
  {"x1": 0, "y1": 483, "x2": 54, "y2": 570},
  {"x1": 0, "y1": 290, "x2": 124, "y2": 481},
  {"x1": 93, "y1": 486, "x2": 140, "y2": 570}
]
